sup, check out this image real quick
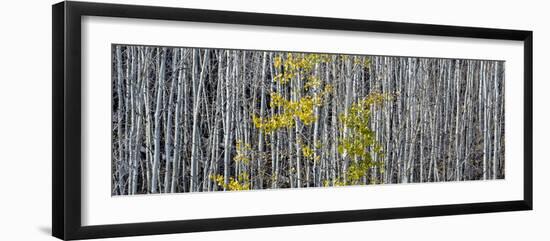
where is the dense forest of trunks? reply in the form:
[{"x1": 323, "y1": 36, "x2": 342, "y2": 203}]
[{"x1": 111, "y1": 45, "x2": 505, "y2": 195}]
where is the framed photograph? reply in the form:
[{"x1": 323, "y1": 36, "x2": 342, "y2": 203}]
[{"x1": 52, "y1": 1, "x2": 533, "y2": 240}]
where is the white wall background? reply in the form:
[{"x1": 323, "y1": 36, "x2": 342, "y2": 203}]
[{"x1": 0, "y1": 0, "x2": 547, "y2": 240}]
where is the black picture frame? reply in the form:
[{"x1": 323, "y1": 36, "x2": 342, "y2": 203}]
[{"x1": 52, "y1": 1, "x2": 533, "y2": 240}]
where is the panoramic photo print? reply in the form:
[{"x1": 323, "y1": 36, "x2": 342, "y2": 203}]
[{"x1": 111, "y1": 44, "x2": 505, "y2": 195}]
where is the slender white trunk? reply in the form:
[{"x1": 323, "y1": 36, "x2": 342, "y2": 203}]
[
  {"x1": 151, "y1": 47, "x2": 166, "y2": 193},
  {"x1": 190, "y1": 50, "x2": 209, "y2": 192}
]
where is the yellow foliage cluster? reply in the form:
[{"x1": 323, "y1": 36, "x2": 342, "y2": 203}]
[
  {"x1": 255, "y1": 53, "x2": 339, "y2": 133},
  {"x1": 338, "y1": 92, "x2": 390, "y2": 185},
  {"x1": 303, "y1": 76, "x2": 321, "y2": 91},
  {"x1": 302, "y1": 145, "x2": 313, "y2": 158},
  {"x1": 323, "y1": 179, "x2": 346, "y2": 187},
  {"x1": 209, "y1": 139, "x2": 253, "y2": 191},
  {"x1": 233, "y1": 140, "x2": 251, "y2": 164},
  {"x1": 212, "y1": 173, "x2": 251, "y2": 191},
  {"x1": 273, "y1": 53, "x2": 331, "y2": 84},
  {"x1": 353, "y1": 56, "x2": 371, "y2": 68},
  {"x1": 254, "y1": 53, "x2": 387, "y2": 187},
  {"x1": 253, "y1": 89, "x2": 332, "y2": 133}
]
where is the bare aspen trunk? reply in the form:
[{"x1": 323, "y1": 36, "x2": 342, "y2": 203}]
[
  {"x1": 163, "y1": 49, "x2": 178, "y2": 192},
  {"x1": 151, "y1": 47, "x2": 166, "y2": 194},
  {"x1": 482, "y1": 62, "x2": 488, "y2": 180},
  {"x1": 169, "y1": 49, "x2": 185, "y2": 192},
  {"x1": 454, "y1": 60, "x2": 461, "y2": 181},
  {"x1": 257, "y1": 52, "x2": 267, "y2": 188},
  {"x1": 492, "y1": 63, "x2": 499, "y2": 179},
  {"x1": 223, "y1": 51, "x2": 233, "y2": 190},
  {"x1": 190, "y1": 49, "x2": 209, "y2": 192},
  {"x1": 115, "y1": 46, "x2": 125, "y2": 195},
  {"x1": 312, "y1": 63, "x2": 320, "y2": 187},
  {"x1": 129, "y1": 46, "x2": 141, "y2": 195}
]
